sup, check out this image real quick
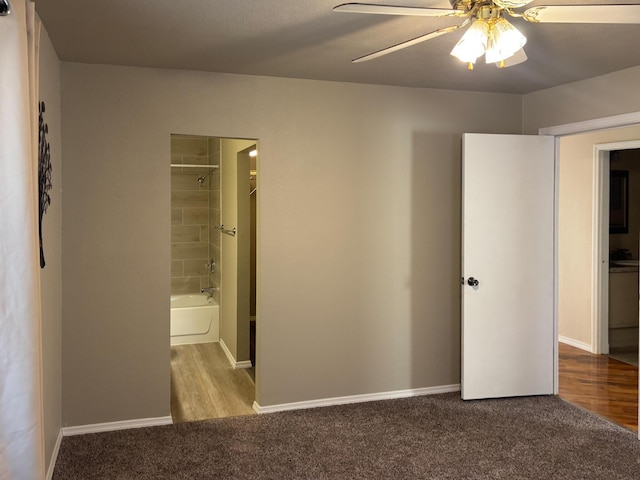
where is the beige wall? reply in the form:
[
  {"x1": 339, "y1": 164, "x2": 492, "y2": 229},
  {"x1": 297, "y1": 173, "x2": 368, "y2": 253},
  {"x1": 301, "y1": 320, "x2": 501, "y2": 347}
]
[
  {"x1": 62, "y1": 69, "x2": 170, "y2": 426},
  {"x1": 220, "y1": 139, "x2": 254, "y2": 362},
  {"x1": 61, "y1": 62, "x2": 522, "y2": 424},
  {"x1": 523, "y1": 65, "x2": 640, "y2": 135},
  {"x1": 39, "y1": 27, "x2": 63, "y2": 471}
]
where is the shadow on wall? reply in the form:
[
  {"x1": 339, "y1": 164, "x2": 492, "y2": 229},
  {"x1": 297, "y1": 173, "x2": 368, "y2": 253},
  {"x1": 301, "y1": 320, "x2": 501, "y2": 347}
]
[{"x1": 411, "y1": 132, "x2": 462, "y2": 388}]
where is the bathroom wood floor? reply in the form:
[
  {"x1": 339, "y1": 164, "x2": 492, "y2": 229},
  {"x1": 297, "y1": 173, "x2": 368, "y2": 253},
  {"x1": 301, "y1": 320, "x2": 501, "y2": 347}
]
[
  {"x1": 170, "y1": 342, "x2": 256, "y2": 423},
  {"x1": 559, "y1": 342, "x2": 638, "y2": 432}
]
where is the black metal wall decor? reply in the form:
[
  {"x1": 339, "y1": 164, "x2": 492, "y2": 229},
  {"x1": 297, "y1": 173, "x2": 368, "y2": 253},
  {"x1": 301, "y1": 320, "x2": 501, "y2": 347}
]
[{"x1": 38, "y1": 101, "x2": 52, "y2": 268}]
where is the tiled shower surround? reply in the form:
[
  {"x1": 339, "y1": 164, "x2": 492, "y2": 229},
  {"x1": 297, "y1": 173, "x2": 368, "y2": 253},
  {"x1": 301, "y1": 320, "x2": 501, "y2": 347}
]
[{"x1": 171, "y1": 135, "x2": 220, "y2": 303}]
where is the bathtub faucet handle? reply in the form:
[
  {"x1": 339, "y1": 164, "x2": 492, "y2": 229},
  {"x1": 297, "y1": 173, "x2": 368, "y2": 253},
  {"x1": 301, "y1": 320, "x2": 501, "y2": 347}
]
[{"x1": 205, "y1": 259, "x2": 215, "y2": 273}]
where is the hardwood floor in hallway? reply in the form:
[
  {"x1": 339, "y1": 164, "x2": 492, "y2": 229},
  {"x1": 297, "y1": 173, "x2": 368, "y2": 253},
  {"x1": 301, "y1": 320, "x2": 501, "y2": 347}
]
[
  {"x1": 559, "y1": 342, "x2": 638, "y2": 432},
  {"x1": 170, "y1": 342, "x2": 256, "y2": 423}
]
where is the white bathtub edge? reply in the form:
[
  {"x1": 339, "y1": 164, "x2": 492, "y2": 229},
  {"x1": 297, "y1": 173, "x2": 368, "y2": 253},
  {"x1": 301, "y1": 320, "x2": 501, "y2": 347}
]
[
  {"x1": 252, "y1": 384, "x2": 461, "y2": 414},
  {"x1": 61, "y1": 416, "x2": 173, "y2": 436},
  {"x1": 170, "y1": 294, "x2": 220, "y2": 344}
]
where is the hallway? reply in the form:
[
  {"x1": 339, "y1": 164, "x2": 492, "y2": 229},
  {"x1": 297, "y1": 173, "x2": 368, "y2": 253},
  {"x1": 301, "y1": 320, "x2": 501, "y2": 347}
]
[{"x1": 559, "y1": 342, "x2": 638, "y2": 432}]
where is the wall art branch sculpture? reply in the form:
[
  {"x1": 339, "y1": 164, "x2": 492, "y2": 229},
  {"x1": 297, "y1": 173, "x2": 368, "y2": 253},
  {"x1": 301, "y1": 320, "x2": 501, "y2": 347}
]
[{"x1": 39, "y1": 101, "x2": 52, "y2": 268}]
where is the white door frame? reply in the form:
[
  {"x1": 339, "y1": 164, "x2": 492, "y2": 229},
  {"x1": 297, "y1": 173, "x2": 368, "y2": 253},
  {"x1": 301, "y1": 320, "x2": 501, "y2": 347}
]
[
  {"x1": 593, "y1": 141, "x2": 640, "y2": 354},
  {"x1": 540, "y1": 112, "x2": 640, "y2": 439},
  {"x1": 593, "y1": 145, "x2": 611, "y2": 355}
]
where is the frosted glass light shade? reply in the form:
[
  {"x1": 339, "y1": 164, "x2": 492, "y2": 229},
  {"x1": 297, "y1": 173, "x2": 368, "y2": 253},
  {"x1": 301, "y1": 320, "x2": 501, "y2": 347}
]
[
  {"x1": 485, "y1": 18, "x2": 527, "y2": 63},
  {"x1": 450, "y1": 19, "x2": 490, "y2": 64}
]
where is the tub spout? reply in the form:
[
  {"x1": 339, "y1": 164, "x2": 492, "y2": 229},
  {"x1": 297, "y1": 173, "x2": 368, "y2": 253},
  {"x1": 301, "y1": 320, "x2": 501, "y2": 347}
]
[{"x1": 201, "y1": 287, "x2": 216, "y2": 295}]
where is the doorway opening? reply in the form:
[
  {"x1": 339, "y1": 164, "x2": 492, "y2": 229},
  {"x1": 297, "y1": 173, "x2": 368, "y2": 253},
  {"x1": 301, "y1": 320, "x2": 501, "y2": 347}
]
[
  {"x1": 591, "y1": 142, "x2": 640, "y2": 359},
  {"x1": 606, "y1": 149, "x2": 640, "y2": 366},
  {"x1": 555, "y1": 132, "x2": 640, "y2": 433},
  {"x1": 169, "y1": 134, "x2": 258, "y2": 423}
]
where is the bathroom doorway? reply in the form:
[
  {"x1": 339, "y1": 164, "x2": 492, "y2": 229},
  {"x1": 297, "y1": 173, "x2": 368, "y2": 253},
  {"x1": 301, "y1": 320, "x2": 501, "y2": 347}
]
[
  {"x1": 169, "y1": 134, "x2": 258, "y2": 423},
  {"x1": 588, "y1": 143, "x2": 640, "y2": 360},
  {"x1": 606, "y1": 148, "x2": 640, "y2": 366}
]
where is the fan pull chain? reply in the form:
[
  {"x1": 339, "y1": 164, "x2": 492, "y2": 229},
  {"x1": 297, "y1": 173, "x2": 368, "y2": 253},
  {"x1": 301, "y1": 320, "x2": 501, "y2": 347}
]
[{"x1": 468, "y1": 62, "x2": 474, "y2": 70}]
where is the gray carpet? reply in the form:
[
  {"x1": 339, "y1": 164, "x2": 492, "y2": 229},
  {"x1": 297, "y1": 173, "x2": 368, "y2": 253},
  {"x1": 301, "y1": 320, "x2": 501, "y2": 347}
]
[{"x1": 53, "y1": 393, "x2": 640, "y2": 479}]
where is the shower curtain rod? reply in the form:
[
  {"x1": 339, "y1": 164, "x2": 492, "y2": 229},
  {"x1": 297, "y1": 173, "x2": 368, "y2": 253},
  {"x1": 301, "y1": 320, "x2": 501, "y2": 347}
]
[
  {"x1": 170, "y1": 163, "x2": 219, "y2": 169},
  {"x1": 0, "y1": 0, "x2": 11, "y2": 16}
]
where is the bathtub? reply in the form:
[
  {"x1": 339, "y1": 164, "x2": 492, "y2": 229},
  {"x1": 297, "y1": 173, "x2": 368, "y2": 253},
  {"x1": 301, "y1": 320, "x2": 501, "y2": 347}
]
[{"x1": 170, "y1": 294, "x2": 219, "y2": 346}]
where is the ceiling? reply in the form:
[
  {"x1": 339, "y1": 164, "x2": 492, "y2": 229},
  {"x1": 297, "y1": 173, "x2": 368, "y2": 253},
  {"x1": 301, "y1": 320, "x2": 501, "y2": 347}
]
[{"x1": 35, "y1": 0, "x2": 640, "y2": 94}]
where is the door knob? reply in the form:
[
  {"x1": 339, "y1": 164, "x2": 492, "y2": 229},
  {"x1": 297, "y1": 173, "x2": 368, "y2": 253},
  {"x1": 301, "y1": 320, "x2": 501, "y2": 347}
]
[{"x1": 467, "y1": 277, "x2": 479, "y2": 287}]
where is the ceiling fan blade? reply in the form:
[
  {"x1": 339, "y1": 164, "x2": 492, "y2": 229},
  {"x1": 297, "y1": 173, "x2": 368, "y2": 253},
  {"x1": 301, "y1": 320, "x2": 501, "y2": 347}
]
[
  {"x1": 493, "y1": 48, "x2": 528, "y2": 68},
  {"x1": 524, "y1": 5, "x2": 640, "y2": 24},
  {"x1": 334, "y1": 3, "x2": 459, "y2": 17},
  {"x1": 352, "y1": 25, "x2": 463, "y2": 63}
]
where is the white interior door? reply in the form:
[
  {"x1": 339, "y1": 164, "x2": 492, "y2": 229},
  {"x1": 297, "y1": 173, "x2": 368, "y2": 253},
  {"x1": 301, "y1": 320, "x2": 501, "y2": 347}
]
[{"x1": 462, "y1": 133, "x2": 555, "y2": 400}]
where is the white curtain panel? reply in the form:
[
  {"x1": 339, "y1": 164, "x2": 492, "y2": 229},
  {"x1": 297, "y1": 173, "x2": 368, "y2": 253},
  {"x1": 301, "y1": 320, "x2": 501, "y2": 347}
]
[{"x1": 0, "y1": 1, "x2": 45, "y2": 479}]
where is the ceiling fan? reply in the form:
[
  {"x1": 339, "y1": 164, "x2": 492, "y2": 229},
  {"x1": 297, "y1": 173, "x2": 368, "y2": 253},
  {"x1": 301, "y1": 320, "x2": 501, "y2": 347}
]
[
  {"x1": 0, "y1": 0, "x2": 11, "y2": 17},
  {"x1": 334, "y1": 1, "x2": 640, "y2": 69}
]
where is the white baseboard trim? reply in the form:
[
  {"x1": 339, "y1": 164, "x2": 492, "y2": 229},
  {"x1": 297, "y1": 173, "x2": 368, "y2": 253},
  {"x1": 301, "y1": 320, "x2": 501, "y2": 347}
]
[
  {"x1": 62, "y1": 416, "x2": 173, "y2": 437},
  {"x1": 253, "y1": 384, "x2": 461, "y2": 414},
  {"x1": 45, "y1": 428, "x2": 63, "y2": 480},
  {"x1": 219, "y1": 338, "x2": 235, "y2": 367},
  {"x1": 559, "y1": 336, "x2": 592, "y2": 352},
  {"x1": 219, "y1": 338, "x2": 252, "y2": 369}
]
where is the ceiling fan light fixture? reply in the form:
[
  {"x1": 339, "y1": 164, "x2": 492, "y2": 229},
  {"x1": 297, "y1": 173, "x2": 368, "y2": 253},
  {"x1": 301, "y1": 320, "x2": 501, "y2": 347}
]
[
  {"x1": 0, "y1": 0, "x2": 10, "y2": 16},
  {"x1": 450, "y1": 19, "x2": 489, "y2": 64},
  {"x1": 492, "y1": 0, "x2": 534, "y2": 9},
  {"x1": 485, "y1": 18, "x2": 527, "y2": 64}
]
